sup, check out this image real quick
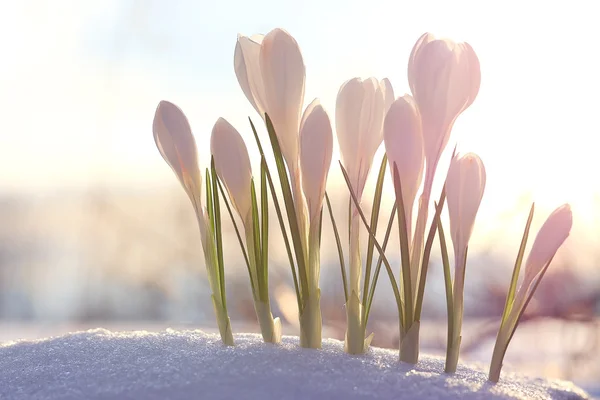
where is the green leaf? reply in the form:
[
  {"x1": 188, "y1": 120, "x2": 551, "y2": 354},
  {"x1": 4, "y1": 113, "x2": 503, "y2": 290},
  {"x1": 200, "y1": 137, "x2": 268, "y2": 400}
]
[
  {"x1": 261, "y1": 155, "x2": 301, "y2": 308},
  {"x1": 249, "y1": 117, "x2": 302, "y2": 308},
  {"x1": 392, "y1": 162, "x2": 413, "y2": 326},
  {"x1": 414, "y1": 186, "x2": 447, "y2": 320},
  {"x1": 325, "y1": 191, "x2": 348, "y2": 303},
  {"x1": 205, "y1": 169, "x2": 215, "y2": 237},
  {"x1": 364, "y1": 203, "x2": 396, "y2": 326},
  {"x1": 501, "y1": 255, "x2": 555, "y2": 372},
  {"x1": 204, "y1": 168, "x2": 221, "y2": 294},
  {"x1": 500, "y1": 203, "x2": 535, "y2": 327},
  {"x1": 250, "y1": 179, "x2": 263, "y2": 296},
  {"x1": 260, "y1": 159, "x2": 270, "y2": 303},
  {"x1": 210, "y1": 160, "x2": 226, "y2": 306},
  {"x1": 339, "y1": 162, "x2": 403, "y2": 325},
  {"x1": 264, "y1": 113, "x2": 309, "y2": 302},
  {"x1": 363, "y1": 155, "x2": 388, "y2": 308},
  {"x1": 434, "y1": 201, "x2": 454, "y2": 356},
  {"x1": 214, "y1": 174, "x2": 255, "y2": 298}
]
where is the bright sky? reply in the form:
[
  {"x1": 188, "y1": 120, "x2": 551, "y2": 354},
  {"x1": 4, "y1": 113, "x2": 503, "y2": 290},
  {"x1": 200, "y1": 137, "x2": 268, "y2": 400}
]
[{"x1": 1, "y1": 0, "x2": 599, "y2": 240}]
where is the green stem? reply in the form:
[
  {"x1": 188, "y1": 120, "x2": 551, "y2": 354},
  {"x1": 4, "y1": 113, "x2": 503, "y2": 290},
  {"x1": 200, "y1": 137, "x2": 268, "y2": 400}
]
[
  {"x1": 346, "y1": 205, "x2": 367, "y2": 354},
  {"x1": 254, "y1": 300, "x2": 281, "y2": 344},
  {"x1": 212, "y1": 295, "x2": 234, "y2": 346},
  {"x1": 345, "y1": 290, "x2": 366, "y2": 354},
  {"x1": 299, "y1": 289, "x2": 322, "y2": 348},
  {"x1": 299, "y1": 216, "x2": 322, "y2": 348},
  {"x1": 399, "y1": 321, "x2": 420, "y2": 364},
  {"x1": 489, "y1": 332, "x2": 508, "y2": 382},
  {"x1": 410, "y1": 186, "x2": 431, "y2": 300},
  {"x1": 445, "y1": 248, "x2": 468, "y2": 373}
]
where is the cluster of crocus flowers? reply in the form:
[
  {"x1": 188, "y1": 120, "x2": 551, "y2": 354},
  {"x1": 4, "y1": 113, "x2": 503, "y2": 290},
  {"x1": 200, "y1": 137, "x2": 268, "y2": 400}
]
[
  {"x1": 151, "y1": 27, "x2": 575, "y2": 385},
  {"x1": 235, "y1": 28, "x2": 333, "y2": 348},
  {"x1": 152, "y1": 101, "x2": 234, "y2": 346}
]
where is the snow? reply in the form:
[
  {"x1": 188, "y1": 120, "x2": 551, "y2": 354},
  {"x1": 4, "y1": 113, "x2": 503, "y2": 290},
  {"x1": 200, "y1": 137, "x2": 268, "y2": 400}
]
[{"x1": 0, "y1": 329, "x2": 591, "y2": 400}]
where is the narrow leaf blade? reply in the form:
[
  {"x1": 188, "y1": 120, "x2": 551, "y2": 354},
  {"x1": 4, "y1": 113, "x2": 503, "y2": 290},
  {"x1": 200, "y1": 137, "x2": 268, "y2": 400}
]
[
  {"x1": 339, "y1": 162, "x2": 403, "y2": 324},
  {"x1": 325, "y1": 192, "x2": 348, "y2": 303},
  {"x1": 501, "y1": 203, "x2": 535, "y2": 326},
  {"x1": 363, "y1": 155, "x2": 388, "y2": 307}
]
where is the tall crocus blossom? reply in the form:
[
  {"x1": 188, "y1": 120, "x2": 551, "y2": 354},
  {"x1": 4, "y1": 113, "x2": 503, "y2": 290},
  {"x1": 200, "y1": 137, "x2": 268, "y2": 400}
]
[
  {"x1": 443, "y1": 152, "x2": 486, "y2": 372},
  {"x1": 383, "y1": 94, "x2": 425, "y2": 362},
  {"x1": 211, "y1": 117, "x2": 281, "y2": 344},
  {"x1": 153, "y1": 100, "x2": 233, "y2": 346},
  {"x1": 235, "y1": 29, "x2": 328, "y2": 348},
  {"x1": 336, "y1": 77, "x2": 393, "y2": 354},
  {"x1": 298, "y1": 99, "x2": 333, "y2": 346},
  {"x1": 407, "y1": 32, "x2": 481, "y2": 301},
  {"x1": 489, "y1": 204, "x2": 573, "y2": 382}
]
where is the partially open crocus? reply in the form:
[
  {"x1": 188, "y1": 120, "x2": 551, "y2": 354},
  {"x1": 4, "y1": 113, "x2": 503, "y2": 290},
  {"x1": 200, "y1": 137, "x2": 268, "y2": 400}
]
[
  {"x1": 443, "y1": 152, "x2": 486, "y2": 372},
  {"x1": 298, "y1": 99, "x2": 333, "y2": 346},
  {"x1": 408, "y1": 33, "x2": 481, "y2": 176},
  {"x1": 383, "y1": 94, "x2": 425, "y2": 362},
  {"x1": 489, "y1": 204, "x2": 573, "y2": 382},
  {"x1": 407, "y1": 33, "x2": 481, "y2": 309},
  {"x1": 211, "y1": 117, "x2": 281, "y2": 344},
  {"x1": 234, "y1": 29, "x2": 306, "y2": 226},
  {"x1": 335, "y1": 77, "x2": 393, "y2": 354},
  {"x1": 236, "y1": 29, "x2": 329, "y2": 348},
  {"x1": 153, "y1": 100, "x2": 233, "y2": 346}
]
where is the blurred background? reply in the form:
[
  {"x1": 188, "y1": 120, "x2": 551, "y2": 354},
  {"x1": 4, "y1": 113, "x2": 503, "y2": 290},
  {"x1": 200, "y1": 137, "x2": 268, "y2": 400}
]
[{"x1": 0, "y1": 0, "x2": 599, "y2": 395}]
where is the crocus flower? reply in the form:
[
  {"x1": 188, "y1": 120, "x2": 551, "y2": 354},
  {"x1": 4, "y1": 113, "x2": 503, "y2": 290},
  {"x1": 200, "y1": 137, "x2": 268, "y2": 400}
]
[
  {"x1": 408, "y1": 33, "x2": 481, "y2": 174},
  {"x1": 299, "y1": 99, "x2": 333, "y2": 224},
  {"x1": 443, "y1": 152, "x2": 486, "y2": 372},
  {"x1": 489, "y1": 204, "x2": 572, "y2": 382},
  {"x1": 153, "y1": 100, "x2": 202, "y2": 206},
  {"x1": 234, "y1": 28, "x2": 305, "y2": 173},
  {"x1": 510, "y1": 204, "x2": 573, "y2": 317},
  {"x1": 210, "y1": 116, "x2": 283, "y2": 344},
  {"x1": 210, "y1": 117, "x2": 253, "y2": 226},
  {"x1": 446, "y1": 152, "x2": 487, "y2": 271},
  {"x1": 152, "y1": 100, "x2": 208, "y2": 251},
  {"x1": 299, "y1": 98, "x2": 333, "y2": 294},
  {"x1": 336, "y1": 76, "x2": 393, "y2": 354},
  {"x1": 152, "y1": 100, "x2": 234, "y2": 346},
  {"x1": 336, "y1": 77, "x2": 391, "y2": 199},
  {"x1": 383, "y1": 95, "x2": 424, "y2": 244}
]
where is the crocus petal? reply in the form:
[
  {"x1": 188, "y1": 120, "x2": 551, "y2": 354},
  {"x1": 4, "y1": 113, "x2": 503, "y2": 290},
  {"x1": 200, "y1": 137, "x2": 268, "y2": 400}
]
[
  {"x1": 259, "y1": 28, "x2": 306, "y2": 170},
  {"x1": 210, "y1": 117, "x2": 253, "y2": 224},
  {"x1": 299, "y1": 99, "x2": 333, "y2": 221},
  {"x1": 408, "y1": 32, "x2": 435, "y2": 96},
  {"x1": 335, "y1": 77, "x2": 386, "y2": 198},
  {"x1": 380, "y1": 78, "x2": 395, "y2": 116},
  {"x1": 383, "y1": 95, "x2": 424, "y2": 241},
  {"x1": 234, "y1": 34, "x2": 268, "y2": 119},
  {"x1": 408, "y1": 33, "x2": 481, "y2": 169},
  {"x1": 152, "y1": 100, "x2": 202, "y2": 203},
  {"x1": 445, "y1": 152, "x2": 486, "y2": 259},
  {"x1": 522, "y1": 204, "x2": 573, "y2": 284}
]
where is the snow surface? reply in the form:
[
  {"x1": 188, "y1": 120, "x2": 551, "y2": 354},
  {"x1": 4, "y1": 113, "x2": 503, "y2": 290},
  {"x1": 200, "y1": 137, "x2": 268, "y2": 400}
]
[{"x1": 0, "y1": 329, "x2": 591, "y2": 400}]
